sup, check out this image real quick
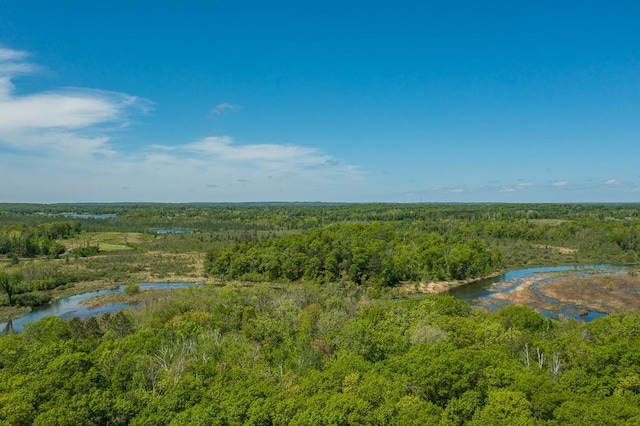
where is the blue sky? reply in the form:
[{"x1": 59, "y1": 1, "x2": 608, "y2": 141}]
[{"x1": 1, "y1": 1, "x2": 639, "y2": 203}]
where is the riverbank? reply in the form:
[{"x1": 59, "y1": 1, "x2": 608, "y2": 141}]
[
  {"x1": 472, "y1": 267, "x2": 640, "y2": 318},
  {"x1": 399, "y1": 271, "x2": 506, "y2": 295},
  {"x1": 0, "y1": 250, "x2": 207, "y2": 323}
]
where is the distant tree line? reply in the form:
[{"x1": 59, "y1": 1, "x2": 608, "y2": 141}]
[{"x1": 0, "y1": 221, "x2": 80, "y2": 258}]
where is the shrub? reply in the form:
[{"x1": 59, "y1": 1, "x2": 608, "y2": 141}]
[
  {"x1": 124, "y1": 283, "x2": 140, "y2": 296},
  {"x1": 14, "y1": 291, "x2": 52, "y2": 307}
]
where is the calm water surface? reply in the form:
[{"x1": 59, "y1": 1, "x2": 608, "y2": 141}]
[
  {"x1": 1, "y1": 282, "x2": 202, "y2": 334},
  {"x1": 149, "y1": 229, "x2": 192, "y2": 234},
  {"x1": 448, "y1": 264, "x2": 626, "y2": 321}
]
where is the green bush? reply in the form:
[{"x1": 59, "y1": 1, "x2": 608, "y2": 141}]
[
  {"x1": 14, "y1": 291, "x2": 52, "y2": 307},
  {"x1": 70, "y1": 245, "x2": 100, "y2": 257},
  {"x1": 124, "y1": 283, "x2": 140, "y2": 296}
]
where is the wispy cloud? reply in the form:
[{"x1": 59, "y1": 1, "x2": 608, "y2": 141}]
[
  {"x1": 0, "y1": 47, "x2": 147, "y2": 160},
  {"x1": 0, "y1": 47, "x2": 29, "y2": 61},
  {"x1": 209, "y1": 103, "x2": 241, "y2": 118},
  {"x1": 0, "y1": 88, "x2": 140, "y2": 131},
  {"x1": 184, "y1": 136, "x2": 336, "y2": 166},
  {"x1": 499, "y1": 182, "x2": 531, "y2": 193},
  {"x1": 0, "y1": 47, "x2": 363, "y2": 202},
  {"x1": 552, "y1": 180, "x2": 569, "y2": 187},
  {"x1": 0, "y1": 47, "x2": 39, "y2": 98},
  {"x1": 602, "y1": 179, "x2": 620, "y2": 187}
]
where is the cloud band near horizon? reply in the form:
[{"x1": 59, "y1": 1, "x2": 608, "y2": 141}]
[{"x1": 0, "y1": 46, "x2": 364, "y2": 202}]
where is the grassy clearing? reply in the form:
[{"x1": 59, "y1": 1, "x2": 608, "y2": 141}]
[
  {"x1": 498, "y1": 241, "x2": 580, "y2": 268},
  {"x1": 62, "y1": 232, "x2": 153, "y2": 252}
]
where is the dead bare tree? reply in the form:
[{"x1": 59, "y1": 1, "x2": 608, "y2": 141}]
[
  {"x1": 536, "y1": 346, "x2": 545, "y2": 369},
  {"x1": 550, "y1": 352, "x2": 562, "y2": 380},
  {"x1": 522, "y1": 343, "x2": 531, "y2": 367}
]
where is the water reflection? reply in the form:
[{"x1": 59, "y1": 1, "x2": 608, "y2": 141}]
[
  {"x1": 1, "y1": 282, "x2": 202, "y2": 334},
  {"x1": 448, "y1": 264, "x2": 627, "y2": 321},
  {"x1": 148, "y1": 229, "x2": 192, "y2": 234}
]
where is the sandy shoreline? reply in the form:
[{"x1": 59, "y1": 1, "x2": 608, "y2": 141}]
[
  {"x1": 402, "y1": 266, "x2": 640, "y2": 317},
  {"x1": 401, "y1": 271, "x2": 505, "y2": 294}
]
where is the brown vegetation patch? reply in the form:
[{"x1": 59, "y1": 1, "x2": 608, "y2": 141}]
[
  {"x1": 490, "y1": 275, "x2": 559, "y2": 311},
  {"x1": 412, "y1": 281, "x2": 458, "y2": 294},
  {"x1": 487, "y1": 271, "x2": 640, "y2": 315},
  {"x1": 539, "y1": 273, "x2": 640, "y2": 313},
  {"x1": 142, "y1": 251, "x2": 205, "y2": 280},
  {"x1": 532, "y1": 244, "x2": 577, "y2": 254}
]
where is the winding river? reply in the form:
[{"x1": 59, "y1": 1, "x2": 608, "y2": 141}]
[
  {"x1": 2, "y1": 265, "x2": 636, "y2": 334},
  {"x1": 448, "y1": 264, "x2": 630, "y2": 321},
  {"x1": 0, "y1": 283, "x2": 201, "y2": 334}
]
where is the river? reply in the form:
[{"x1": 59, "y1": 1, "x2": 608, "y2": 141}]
[
  {"x1": 0, "y1": 283, "x2": 201, "y2": 334},
  {"x1": 2, "y1": 265, "x2": 634, "y2": 334},
  {"x1": 448, "y1": 264, "x2": 629, "y2": 321}
]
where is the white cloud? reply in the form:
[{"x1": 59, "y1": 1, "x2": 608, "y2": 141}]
[
  {"x1": 0, "y1": 47, "x2": 146, "y2": 159},
  {"x1": 185, "y1": 136, "x2": 330, "y2": 165},
  {"x1": 552, "y1": 180, "x2": 569, "y2": 187},
  {"x1": 603, "y1": 179, "x2": 620, "y2": 187},
  {"x1": 0, "y1": 48, "x2": 40, "y2": 99},
  {"x1": 0, "y1": 47, "x2": 364, "y2": 202},
  {"x1": 0, "y1": 47, "x2": 29, "y2": 61},
  {"x1": 0, "y1": 89, "x2": 139, "y2": 131},
  {"x1": 209, "y1": 103, "x2": 241, "y2": 117},
  {"x1": 499, "y1": 183, "x2": 531, "y2": 193}
]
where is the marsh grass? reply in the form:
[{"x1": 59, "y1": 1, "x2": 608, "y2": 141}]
[
  {"x1": 62, "y1": 232, "x2": 152, "y2": 252},
  {"x1": 541, "y1": 272, "x2": 640, "y2": 313}
]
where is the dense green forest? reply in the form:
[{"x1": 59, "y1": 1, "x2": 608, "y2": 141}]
[
  {"x1": 1, "y1": 284, "x2": 639, "y2": 425},
  {"x1": 205, "y1": 222, "x2": 503, "y2": 285},
  {"x1": 1, "y1": 203, "x2": 640, "y2": 424},
  {"x1": 0, "y1": 221, "x2": 80, "y2": 258}
]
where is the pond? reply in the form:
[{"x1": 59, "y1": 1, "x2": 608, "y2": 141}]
[
  {"x1": 148, "y1": 229, "x2": 193, "y2": 234},
  {"x1": 448, "y1": 264, "x2": 630, "y2": 321},
  {"x1": 64, "y1": 213, "x2": 118, "y2": 219},
  {"x1": 0, "y1": 282, "x2": 202, "y2": 334}
]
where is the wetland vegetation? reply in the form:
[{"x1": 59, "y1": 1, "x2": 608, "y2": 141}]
[{"x1": 1, "y1": 202, "x2": 639, "y2": 424}]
